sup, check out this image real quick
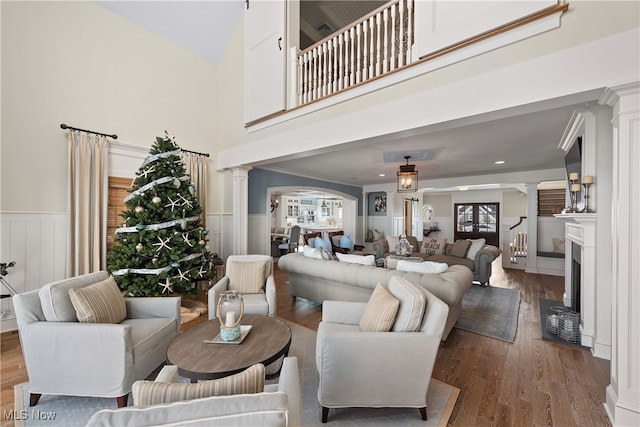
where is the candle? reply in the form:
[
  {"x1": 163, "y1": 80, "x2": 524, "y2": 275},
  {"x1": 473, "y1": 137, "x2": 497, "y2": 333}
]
[
  {"x1": 569, "y1": 172, "x2": 579, "y2": 181},
  {"x1": 225, "y1": 311, "x2": 236, "y2": 327},
  {"x1": 549, "y1": 314, "x2": 559, "y2": 328},
  {"x1": 571, "y1": 183, "x2": 581, "y2": 192},
  {"x1": 582, "y1": 175, "x2": 593, "y2": 184}
]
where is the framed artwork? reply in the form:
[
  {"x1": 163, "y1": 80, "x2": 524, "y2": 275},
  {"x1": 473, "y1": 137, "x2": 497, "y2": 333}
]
[{"x1": 374, "y1": 196, "x2": 387, "y2": 212}]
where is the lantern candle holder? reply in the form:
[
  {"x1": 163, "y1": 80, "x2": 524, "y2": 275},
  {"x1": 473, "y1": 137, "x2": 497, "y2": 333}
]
[{"x1": 217, "y1": 290, "x2": 244, "y2": 342}]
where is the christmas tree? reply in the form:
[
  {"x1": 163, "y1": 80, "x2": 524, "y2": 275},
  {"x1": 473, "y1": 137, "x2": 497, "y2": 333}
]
[{"x1": 108, "y1": 132, "x2": 214, "y2": 297}]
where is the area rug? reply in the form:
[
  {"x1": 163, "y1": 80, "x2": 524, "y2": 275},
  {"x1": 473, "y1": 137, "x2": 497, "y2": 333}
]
[
  {"x1": 539, "y1": 298, "x2": 585, "y2": 348},
  {"x1": 454, "y1": 285, "x2": 521, "y2": 342},
  {"x1": 15, "y1": 321, "x2": 459, "y2": 427}
]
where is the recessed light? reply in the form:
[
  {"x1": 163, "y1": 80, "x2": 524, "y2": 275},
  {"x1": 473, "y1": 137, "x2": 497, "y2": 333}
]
[
  {"x1": 495, "y1": 160, "x2": 505, "y2": 165},
  {"x1": 379, "y1": 173, "x2": 385, "y2": 177}
]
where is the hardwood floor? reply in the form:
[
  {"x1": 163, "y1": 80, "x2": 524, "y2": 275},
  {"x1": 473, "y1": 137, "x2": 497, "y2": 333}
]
[{"x1": 0, "y1": 258, "x2": 611, "y2": 426}]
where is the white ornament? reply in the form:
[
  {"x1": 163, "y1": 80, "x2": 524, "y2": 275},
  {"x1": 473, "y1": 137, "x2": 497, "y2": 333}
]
[
  {"x1": 135, "y1": 243, "x2": 143, "y2": 251},
  {"x1": 199, "y1": 239, "x2": 205, "y2": 246},
  {"x1": 135, "y1": 206, "x2": 144, "y2": 213},
  {"x1": 152, "y1": 196, "x2": 161, "y2": 204}
]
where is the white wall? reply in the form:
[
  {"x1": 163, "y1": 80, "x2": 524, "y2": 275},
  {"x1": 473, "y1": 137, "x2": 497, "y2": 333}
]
[{"x1": 1, "y1": 1, "x2": 220, "y2": 214}]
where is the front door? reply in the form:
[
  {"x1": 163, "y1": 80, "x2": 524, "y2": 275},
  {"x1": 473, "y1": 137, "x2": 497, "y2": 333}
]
[{"x1": 454, "y1": 203, "x2": 499, "y2": 246}]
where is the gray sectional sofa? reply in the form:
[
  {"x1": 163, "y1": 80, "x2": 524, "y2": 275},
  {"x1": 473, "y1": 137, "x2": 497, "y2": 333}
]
[
  {"x1": 372, "y1": 237, "x2": 501, "y2": 285},
  {"x1": 277, "y1": 253, "x2": 473, "y2": 340}
]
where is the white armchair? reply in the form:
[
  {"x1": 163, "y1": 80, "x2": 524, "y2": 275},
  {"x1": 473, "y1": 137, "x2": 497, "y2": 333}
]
[
  {"x1": 315, "y1": 286, "x2": 449, "y2": 422},
  {"x1": 12, "y1": 271, "x2": 180, "y2": 407},
  {"x1": 208, "y1": 255, "x2": 276, "y2": 319}
]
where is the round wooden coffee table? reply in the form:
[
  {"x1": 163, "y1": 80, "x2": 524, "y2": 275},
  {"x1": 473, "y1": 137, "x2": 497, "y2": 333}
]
[{"x1": 167, "y1": 314, "x2": 292, "y2": 382}]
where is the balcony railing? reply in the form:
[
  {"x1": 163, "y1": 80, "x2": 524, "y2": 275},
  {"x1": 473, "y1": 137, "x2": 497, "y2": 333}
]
[{"x1": 296, "y1": 0, "x2": 414, "y2": 106}]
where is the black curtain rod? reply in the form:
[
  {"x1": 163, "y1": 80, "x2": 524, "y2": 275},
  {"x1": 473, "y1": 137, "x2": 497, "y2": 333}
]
[
  {"x1": 181, "y1": 148, "x2": 210, "y2": 157},
  {"x1": 60, "y1": 123, "x2": 118, "y2": 140}
]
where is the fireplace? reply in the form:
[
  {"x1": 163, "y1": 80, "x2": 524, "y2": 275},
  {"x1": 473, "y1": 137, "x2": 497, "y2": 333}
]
[
  {"x1": 554, "y1": 213, "x2": 597, "y2": 351},
  {"x1": 571, "y1": 242, "x2": 581, "y2": 313}
]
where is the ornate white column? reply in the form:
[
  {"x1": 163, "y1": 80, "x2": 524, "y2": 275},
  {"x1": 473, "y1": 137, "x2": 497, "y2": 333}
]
[
  {"x1": 231, "y1": 166, "x2": 252, "y2": 255},
  {"x1": 601, "y1": 82, "x2": 640, "y2": 426}
]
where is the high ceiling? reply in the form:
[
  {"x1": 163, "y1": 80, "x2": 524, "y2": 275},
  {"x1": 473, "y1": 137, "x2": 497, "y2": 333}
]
[{"x1": 93, "y1": 1, "x2": 597, "y2": 191}]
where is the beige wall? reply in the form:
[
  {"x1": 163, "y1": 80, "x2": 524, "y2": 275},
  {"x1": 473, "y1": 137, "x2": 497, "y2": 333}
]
[
  {"x1": 503, "y1": 190, "x2": 527, "y2": 217},
  {"x1": 423, "y1": 194, "x2": 452, "y2": 218},
  {"x1": 1, "y1": 1, "x2": 220, "y2": 213}
]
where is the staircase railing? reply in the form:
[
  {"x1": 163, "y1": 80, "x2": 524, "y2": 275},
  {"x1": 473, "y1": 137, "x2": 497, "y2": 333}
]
[{"x1": 296, "y1": 0, "x2": 414, "y2": 105}]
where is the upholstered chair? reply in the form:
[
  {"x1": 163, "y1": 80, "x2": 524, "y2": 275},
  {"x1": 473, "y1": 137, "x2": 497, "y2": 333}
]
[
  {"x1": 13, "y1": 271, "x2": 181, "y2": 407},
  {"x1": 208, "y1": 255, "x2": 276, "y2": 318},
  {"x1": 278, "y1": 225, "x2": 301, "y2": 255},
  {"x1": 315, "y1": 280, "x2": 449, "y2": 422}
]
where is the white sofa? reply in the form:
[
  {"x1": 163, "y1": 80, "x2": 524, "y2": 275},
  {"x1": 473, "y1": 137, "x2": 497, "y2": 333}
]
[
  {"x1": 277, "y1": 253, "x2": 473, "y2": 340},
  {"x1": 13, "y1": 271, "x2": 180, "y2": 407},
  {"x1": 86, "y1": 357, "x2": 302, "y2": 427}
]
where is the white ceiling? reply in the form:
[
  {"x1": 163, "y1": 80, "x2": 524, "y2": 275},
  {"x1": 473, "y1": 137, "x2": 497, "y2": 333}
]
[{"x1": 93, "y1": 1, "x2": 599, "y2": 191}]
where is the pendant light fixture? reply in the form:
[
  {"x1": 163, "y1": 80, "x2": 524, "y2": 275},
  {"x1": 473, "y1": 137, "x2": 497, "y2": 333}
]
[{"x1": 397, "y1": 155, "x2": 418, "y2": 192}]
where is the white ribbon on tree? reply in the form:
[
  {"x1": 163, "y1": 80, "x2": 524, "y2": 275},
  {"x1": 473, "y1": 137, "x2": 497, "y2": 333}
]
[
  {"x1": 115, "y1": 216, "x2": 200, "y2": 234},
  {"x1": 140, "y1": 149, "x2": 182, "y2": 169},
  {"x1": 124, "y1": 175, "x2": 191, "y2": 202},
  {"x1": 111, "y1": 253, "x2": 203, "y2": 276}
]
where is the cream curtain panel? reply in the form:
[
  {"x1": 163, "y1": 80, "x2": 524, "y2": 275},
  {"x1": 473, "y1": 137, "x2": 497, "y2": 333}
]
[
  {"x1": 180, "y1": 152, "x2": 208, "y2": 224},
  {"x1": 67, "y1": 132, "x2": 108, "y2": 277}
]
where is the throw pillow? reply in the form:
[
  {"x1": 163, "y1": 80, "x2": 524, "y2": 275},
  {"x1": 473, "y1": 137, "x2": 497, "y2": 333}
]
[
  {"x1": 314, "y1": 236, "x2": 332, "y2": 252},
  {"x1": 372, "y1": 229, "x2": 385, "y2": 241},
  {"x1": 68, "y1": 276, "x2": 127, "y2": 324},
  {"x1": 339, "y1": 234, "x2": 354, "y2": 249},
  {"x1": 421, "y1": 238, "x2": 447, "y2": 255},
  {"x1": 39, "y1": 271, "x2": 110, "y2": 322},
  {"x1": 133, "y1": 363, "x2": 265, "y2": 406},
  {"x1": 449, "y1": 240, "x2": 472, "y2": 258},
  {"x1": 228, "y1": 261, "x2": 266, "y2": 294},
  {"x1": 552, "y1": 238, "x2": 565, "y2": 254},
  {"x1": 366, "y1": 229, "x2": 374, "y2": 241},
  {"x1": 306, "y1": 237, "x2": 317, "y2": 248},
  {"x1": 302, "y1": 245, "x2": 323, "y2": 259},
  {"x1": 386, "y1": 236, "x2": 400, "y2": 252},
  {"x1": 397, "y1": 260, "x2": 449, "y2": 275},
  {"x1": 388, "y1": 276, "x2": 427, "y2": 332},
  {"x1": 466, "y1": 238, "x2": 486, "y2": 259},
  {"x1": 359, "y1": 284, "x2": 399, "y2": 332},
  {"x1": 335, "y1": 253, "x2": 376, "y2": 266},
  {"x1": 319, "y1": 247, "x2": 336, "y2": 260}
]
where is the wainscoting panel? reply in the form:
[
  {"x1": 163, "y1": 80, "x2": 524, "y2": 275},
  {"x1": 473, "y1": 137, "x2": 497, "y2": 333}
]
[{"x1": 1, "y1": 212, "x2": 67, "y2": 332}]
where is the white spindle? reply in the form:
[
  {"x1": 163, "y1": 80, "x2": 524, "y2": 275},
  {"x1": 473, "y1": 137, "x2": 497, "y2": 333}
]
[
  {"x1": 375, "y1": 12, "x2": 382, "y2": 77},
  {"x1": 312, "y1": 47, "x2": 318, "y2": 100},
  {"x1": 399, "y1": 0, "x2": 405, "y2": 67},
  {"x1": 390, "y1": 3, "x2": 397, "y2": 70},
  {"x1": 350, "y1": 27, "x2": 355, "y2": 86},
  {"x1": 406, "y1": 0, "x2": 413, "y2": 63},
  {"x1": 338, "y1": 33, "x2": 344, "y2": 90},
  {"x1": 383, "y1": 8, "x2": 389, "y2": 73},
  {"x1": 332, "y1": 37, "x2": 338, "y2": 93},
  {"x1": 356, "y1": 23, "x2": 362, "y2": 83},
  {"x1": 369, "y1": 16, "x2": 375, "y2": 78}
]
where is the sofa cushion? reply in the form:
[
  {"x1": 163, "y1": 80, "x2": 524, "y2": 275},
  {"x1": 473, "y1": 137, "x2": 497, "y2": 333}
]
[
  {"x1": 386, "y1": 236, "x2": 400, "y2": 252},
  {"x1": 339, "y1": 234, "x2": 354, "y2": 249},
  {"x1": 359, "y1": 284, "x2": 399, "y2": 332},
  {"x1": 228, "y1": 261, "x2": 266, "y2": 294},
  {"x1": 121, "y1": 317, "x2": 178, "y2": 362},
  {"x1": 336, "y1": 253, "x2": 375, "y2": 266},
  {"x1": 421, "y1": 238, "x2": 447, "y2": 256},
  {"x1": 68, "y1": 276, "x2": 127, "y2": 324},
  {"x1": 133, "y1": 363, "x2": 265, "y2": 405},
  {"x1": 466, "y1": 238, "x2": 486, "y2": 259},
  {"x1": 427, "y1": 254, "x2": 475, "y2": 271},
  {"x1": 39, "y1": 271, "x2": 109, "y2": 322},
  {"x1": 90, "y1": 391, "x2": 289, "y2": 427},
  {"x1": 302, "y1": 245, "x2": 323, "y2": 259},
  {"x1": 397, "y1": 260, "x2": 449, "y2": 275},
  {"x1": 319, "y1": 247, "x2": 336, "y2": 260},
  {"x1": 314, "y1": 236, "x2": 332, "y2": 252},
  {"x1": 449, "y1": 240, "x2": 472, "y2": 258},
  {"x1": 388, "y1": 276, "x2": 427, "y2": 332}
]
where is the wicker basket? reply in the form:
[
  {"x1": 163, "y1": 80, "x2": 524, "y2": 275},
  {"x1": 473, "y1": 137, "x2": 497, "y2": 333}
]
[{"x1": 558, "y1": 311, "x2": 581, "y2": 344}]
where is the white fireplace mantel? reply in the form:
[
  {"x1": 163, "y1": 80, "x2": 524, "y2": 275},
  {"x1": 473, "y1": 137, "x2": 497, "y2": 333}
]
[{"x1": 554, "y1": 213, "x2": 599, "y2": 353}]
